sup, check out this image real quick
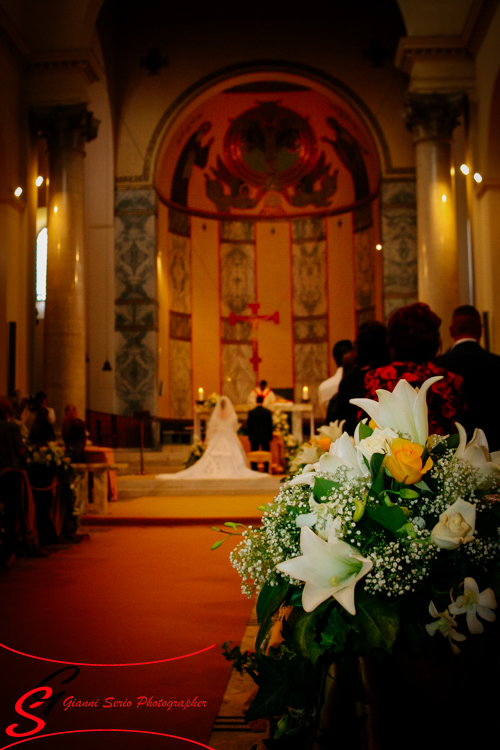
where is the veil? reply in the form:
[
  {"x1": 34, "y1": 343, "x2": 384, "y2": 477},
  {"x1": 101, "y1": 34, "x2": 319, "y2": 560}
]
[{"x1": 206, "y1": 396, "x2": 239, "y2": 442}]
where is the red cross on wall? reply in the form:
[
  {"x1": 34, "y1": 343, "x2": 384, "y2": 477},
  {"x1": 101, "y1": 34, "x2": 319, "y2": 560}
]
[{"x1": 229, "y1": 303, "x2": 280, "y2": 382}]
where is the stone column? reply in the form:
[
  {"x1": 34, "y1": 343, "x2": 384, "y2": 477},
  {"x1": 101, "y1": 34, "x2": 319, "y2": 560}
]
[
  {"x1": 404, "y1": 92, "x2": 463, "y2": 335},
  {"x1": 32, "y1": 104, "x2": 99, "y2": 424}
]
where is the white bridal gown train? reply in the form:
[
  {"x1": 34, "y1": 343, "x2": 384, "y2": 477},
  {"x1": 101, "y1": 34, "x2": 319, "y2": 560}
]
[{"x1": 156, "y1": 396, "x2": 267, "y2": 480}]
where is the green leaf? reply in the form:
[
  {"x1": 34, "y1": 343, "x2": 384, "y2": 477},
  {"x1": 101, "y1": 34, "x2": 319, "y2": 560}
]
[
  {"x1": 255, "y1": 581, "x2": 290, "y2": 652},
  {"x1": 211, "y1": 540, "x2": 224, "y2": 550},
  {"x1": 358, "y1": 421, "x2": 373, "y2": 440},
  {"x1": 366, "y1": 505, "x2": 408, "y2": 536},
  {"x1": 224, "y1": 521, "x2": 245, "y2": 530},
  {"x1": 291, "y1": 601, "x2": 329, "y2": 663},
  {"x1": 369, "y1": 452, "x2": 385, "y2": 496},
  {"x1": 257, "y1": 505, "x2": 267, "y2": 511},
  {"x1": 289, "y1": 586, "x2": 303, "y2": 607},
  {"x1": 446, "y1": 433, "x2": 460, "y2": 449},
  {"x1": 351, "y1": 593, "x2": 400, "y2": 653},
  {"x1": 245, "y1": 654, "x2": 317, "y2": 721},
  {"x1": 211, "y1": 526, "x2": 218, "y2": 531},
  {"x1": 313, "y1": 477, "x2": 339, "y2": 503},
  {"x1": 320, "y1": 607, "x2": 352, "y2": 653}
]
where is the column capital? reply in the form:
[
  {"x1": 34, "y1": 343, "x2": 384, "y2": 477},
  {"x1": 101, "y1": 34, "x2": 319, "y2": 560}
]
[
  {"x1": 404, "y1": 92, "x2": 465, "y2": 143},
  {"x1": 31, "y1": 103, "x2": 99, "y2": 152}
]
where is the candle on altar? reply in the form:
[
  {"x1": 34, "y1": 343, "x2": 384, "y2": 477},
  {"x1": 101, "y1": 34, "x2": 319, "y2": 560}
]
[
  {"x1": 302, "y1": 385, "x2": 309, "y2": 401},
  {"x1": 198, "y1": 387, "x2": 204, "y2": 401}
]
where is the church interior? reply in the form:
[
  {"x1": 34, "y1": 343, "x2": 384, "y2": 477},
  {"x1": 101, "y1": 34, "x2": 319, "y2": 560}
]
[{"x1": 1, "y1": 0, "x2": 500, "y2": 747}]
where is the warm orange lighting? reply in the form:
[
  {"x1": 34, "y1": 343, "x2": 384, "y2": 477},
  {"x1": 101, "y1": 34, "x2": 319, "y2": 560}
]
[
  {"x1": 53, "y1": 206, "x2": 58, "y2": 213},
  {"x1": 376, "y1": 243, "x2": 383, "y2": 251},
  {"x1": 14, "y1": 187, "x2": 22, "y2": 197},
  {"x1": 442, "y1": 194, "x2": 447, "y2": 202},
  {"x1": 474, "y1": 172, "x2": 483, "y2": 183},
  {"x1": 450, "y1": 167, "x2": 455, "y2": 176},
  {"x1": 460, "y1": 164, "x2": 470, "y2": 175},
  {"x1": 36, "y1": 176, "x2": 44, "y2": 187}
]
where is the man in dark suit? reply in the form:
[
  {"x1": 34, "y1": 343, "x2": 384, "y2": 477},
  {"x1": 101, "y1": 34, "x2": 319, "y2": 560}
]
[
  {"x1": 437, "y1": 305, "x2": 500, "y2": 450},
  {"x1": 247, "y1": 395, "x2": 275, "y2": 471}
]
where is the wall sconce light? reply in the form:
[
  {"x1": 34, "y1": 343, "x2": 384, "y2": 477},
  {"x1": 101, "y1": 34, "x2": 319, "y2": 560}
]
[
  {"x1": 460, "y1": 164, "x2": 470, "y2": 175},
  {"x1": 36, "y1": 176, "x2": 44, "y2": 187},
  {"x1": 375, "y1": 243, "x2": 382, "y2": 251},
  {"x1": 14, "y1": 187, "x2": 23, "y2": 197},
  {"x1": 102, "y1": 359, "x2": 112, "y2": 372},
  {"x1": 474, "y1": 173, "x2": 483, "y2": 183}
]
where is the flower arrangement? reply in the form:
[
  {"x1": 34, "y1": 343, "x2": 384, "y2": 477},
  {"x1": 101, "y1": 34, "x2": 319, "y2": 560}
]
[
  {"x1": 25, "y1": 441, "x2": 73, "y2": 483},
  {"x1": 184, "y1": 435, "x2": 205, "y2": 468},
  {"x1": 288, "y1": 419, "x2": 345, "y2": 475},
  {"x1": 216, "y1": 377, "x2": 500, "y2": 746},
  {"x1": 271, "y1": 408, "x2": 299, "y2": 472}
]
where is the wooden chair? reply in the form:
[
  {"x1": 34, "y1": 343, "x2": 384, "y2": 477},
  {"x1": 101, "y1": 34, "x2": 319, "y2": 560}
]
[{"x1": 247, "y1": 451, "x2": 272, "y2": 473}]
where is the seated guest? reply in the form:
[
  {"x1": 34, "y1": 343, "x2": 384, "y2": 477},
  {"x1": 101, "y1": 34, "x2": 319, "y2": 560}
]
[
  {"x1": 437, "y1": 305, "x2": 500, "y2": 450},
  {"x1": 330, "y1": 322, "x2": 390, "y2": 434},
  {"x1": 364, "y1": 303, "x2": 465, "y2": 436},
  {"x1": 248, "y1": 380, "x2": 277, "y2": 408},
  {"x1": 61, "y1": 404, "x2": 87, "y2": 462},
  {"x1": 27, "y1": 391, "x2": 55, "y2": 446},
  {"x1": 247, "y1": 395, "x2": 274, "y2": 472},
  {"x1": 317, "y1": 339, "x2": 353, "y2": 419}
]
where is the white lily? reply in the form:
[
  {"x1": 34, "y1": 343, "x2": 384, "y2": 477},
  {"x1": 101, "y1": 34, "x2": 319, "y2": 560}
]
[
  {"x1": 317, "y1": 420, "x2": 346, "y2": 442},
  {"x1": 430, "y1": 497, "x2": 476, "y2": 550},
  {"x1": 350, "y1": 376, "x2": 443, "y2": 445},
  {"x1": 425, "y1": 600, "x2": 466, "y2": 654},
  {"x1": 455, "y1": 424, "x2": 500, "y2": 480},
  {"x1": 276, "y1": 525, "x2": 373, "y2": 614},
  {"x1": 319, "y1": 433, "x2": 369, "y2": 478},
  {"x1": 449, "y1": 577, "x2": 497, "y2": 634}
]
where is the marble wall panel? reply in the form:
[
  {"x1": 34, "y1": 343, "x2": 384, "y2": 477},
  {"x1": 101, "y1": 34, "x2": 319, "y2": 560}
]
[
  {"x1": 292, "y1": 240, "x2": 327, "y2": 317},
  {"x1": 222, "y1": 344, "x2": 255, "y2": 406},
  {"x1": 381, "y1": 181, "x2": 417, "y2": 321},
  {"x1": 168, "y1": 216, "x2": 193, "y2": 418},
  {"x1": 168, "y1": 234, "x2": 191, "y2": 313},
  {"x1": 115, "y1": 330, "x2": 156, "y2": 415},
  {"x1": 114, "y1": 188, "x2": 157, "y2": 416},
  {"x1": 220, "y1": 242, "x2": 256, "y2": 317},
  {"x1": 169, "y1": 339, "x2": 193, "y2": 418},
  {"x1": 220, "y1": 221, "x2": 256, "y2": 402},
  {"x1": 353, "y1": 228, "x2": 375, "y2": 319},
  {"x1": 291, "y1": 218, "x2": 328, "y2": 407}
]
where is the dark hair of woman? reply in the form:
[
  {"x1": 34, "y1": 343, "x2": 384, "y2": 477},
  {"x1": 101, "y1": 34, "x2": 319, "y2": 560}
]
[
  {"x1": 356, "y1": 321, "x2": 390, "y2": 369},
  {"x1": 388, "y1": 303, "x2": 441, "y2": 363}
]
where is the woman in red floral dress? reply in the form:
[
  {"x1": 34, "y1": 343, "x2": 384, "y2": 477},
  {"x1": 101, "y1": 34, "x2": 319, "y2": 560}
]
[{"x1": 363, "y1": 303, "x2": 466, "y2": 436}]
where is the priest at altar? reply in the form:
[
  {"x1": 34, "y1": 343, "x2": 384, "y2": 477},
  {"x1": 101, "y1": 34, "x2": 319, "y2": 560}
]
[{"x1": 247, "y1": 380, "x2": 277, "y2": 408}]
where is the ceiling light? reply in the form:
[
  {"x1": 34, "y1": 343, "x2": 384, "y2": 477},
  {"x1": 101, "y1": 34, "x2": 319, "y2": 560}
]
[
  {"x1": 376, "y1": 244, "x2": 382, "y2": 251},
  {"x1": 460, "y1": 164, "x2": 470, "y2": 175},
  {"x1": 36, "y1": 176, "x2": 44, "y2": 187},
  {"x1": 14, "y1": 187, "x2": 22, "y2": 197},
  {"x1": 474, "y1": 173, "x2": 483, "y2": 183}
]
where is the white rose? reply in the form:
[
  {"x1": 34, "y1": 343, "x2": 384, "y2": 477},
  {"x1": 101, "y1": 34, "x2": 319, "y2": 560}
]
[
  {"x1": 430, "y1": 498, "x2": 476, "y2": 550},
  {"x1": 356, "y1": 427, "x2": 399, "y2": 463}
]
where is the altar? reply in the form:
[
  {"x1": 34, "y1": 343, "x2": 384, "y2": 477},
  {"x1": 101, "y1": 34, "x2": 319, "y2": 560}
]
[{"x1": 193, "y1": 401, "x2": 314, "y2": 443}]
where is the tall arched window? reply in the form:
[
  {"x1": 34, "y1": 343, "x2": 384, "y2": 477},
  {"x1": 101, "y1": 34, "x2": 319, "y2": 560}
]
[{"x1": 36, "y1": 226, "x2": 48, "y2": 317}]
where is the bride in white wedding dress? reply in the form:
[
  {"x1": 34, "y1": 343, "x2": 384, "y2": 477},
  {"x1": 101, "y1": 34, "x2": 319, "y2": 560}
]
[{"x1": 157, "y1": 396, "x2": 267, "y2": 480}]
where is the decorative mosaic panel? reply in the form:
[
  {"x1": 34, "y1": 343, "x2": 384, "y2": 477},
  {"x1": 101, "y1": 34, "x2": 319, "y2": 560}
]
[
  {"x1": 114, "y1": 188, "x2": 157, "y2": 416},
  {"x1": 291, "y1": 218, "x2": 328, "y2": 404},
  {"x1": 353, "y1": 227, "x2": 376, "y2": 323},
  {"x1": 168, "y1": 209, "x2": 192, "y2": 418},
  {"x1": 220, "y1": 221, "x2": 257, "y2": 404},
  {"x1": 381, "y1": 181, "x2": 417, "y2": 320}
]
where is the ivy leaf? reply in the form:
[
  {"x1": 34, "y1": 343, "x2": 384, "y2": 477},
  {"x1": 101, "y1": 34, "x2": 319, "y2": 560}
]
[
  {"x1": 320, "y1": 607, "x2": 352, "y2": 652},
  {"x1": 313, "y1": 477, "x2": 338, "y2": 503},
  {"x1": 366, "y1": 505, "x2": 408, "y2": 536},
  {"x1": 351, "y1": 593, "x2": 400, "y2": 653},
  {"x1": 245, "y1": 654, "x2": 317, "y2": 721},
  {"x1": 358, "y1": 422, "x2": 373, "y2": 440},
  {"x1": 290, "y1": 601, "x2": 329, "y2": 663}
]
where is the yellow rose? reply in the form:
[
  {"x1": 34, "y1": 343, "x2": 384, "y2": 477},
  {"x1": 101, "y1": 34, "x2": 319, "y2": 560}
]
[
  {"x1": 384, "y1": 438, "x2": 433, "y2": 485},
  {"x1": 319, "y1": 436, "x2": 332, "y2": 452}
]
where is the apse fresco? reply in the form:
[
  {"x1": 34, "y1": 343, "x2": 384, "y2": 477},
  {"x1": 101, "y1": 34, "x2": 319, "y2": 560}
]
[
  {"x1": 154, "y1": 73, "x2": 383, "y2": 413},
  {"x1": 156, "y1": 81, "x2": 380, "y2": 222}
]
